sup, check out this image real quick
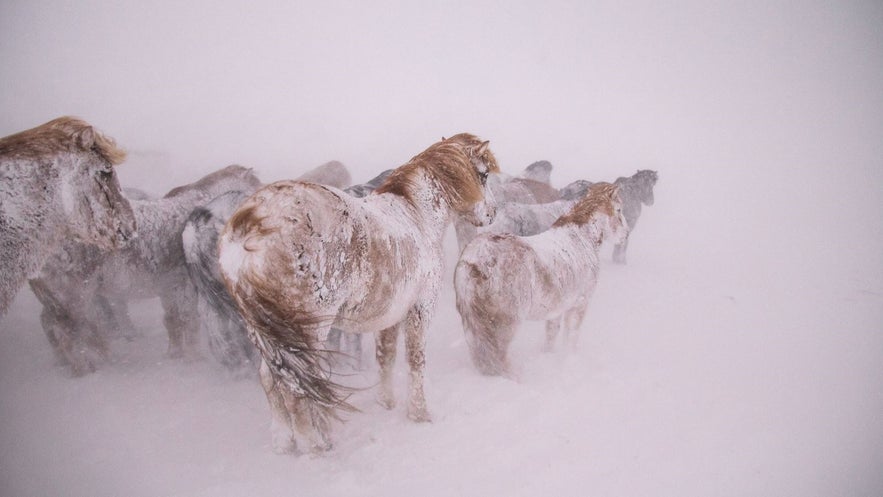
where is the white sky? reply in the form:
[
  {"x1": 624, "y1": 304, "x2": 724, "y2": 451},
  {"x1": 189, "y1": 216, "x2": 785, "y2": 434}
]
[{"x1": 1, "y1": 0, "x2": 881, "y2": 190}]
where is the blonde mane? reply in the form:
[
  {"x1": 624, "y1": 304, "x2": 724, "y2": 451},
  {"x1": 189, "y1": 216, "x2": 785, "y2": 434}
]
[
  {"x1": 552, "y1": 182, "x2": 620, "y2": 227},
  {"x1": 374, "y1": 133, "x2": 499, "y2": 212},
  {"x1": 0, "y1": 116, "x2": 126, "y2": 165}
]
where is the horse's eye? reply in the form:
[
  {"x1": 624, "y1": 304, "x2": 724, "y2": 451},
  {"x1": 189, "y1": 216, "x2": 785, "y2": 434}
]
[{"x1": 478, "y1": 170, "x2": 488, "y2": 185}]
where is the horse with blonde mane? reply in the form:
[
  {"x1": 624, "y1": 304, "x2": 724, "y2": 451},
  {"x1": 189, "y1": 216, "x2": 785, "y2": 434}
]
[
  {"x1": 454, "y1": 182, "x2": 627, "y2": 377},
  {"x1": 219, "y1": 134, "x2": 499, "y2": 454},
  {"x1": 0, "y1": 117, "x2": 136, "y2": 316}
]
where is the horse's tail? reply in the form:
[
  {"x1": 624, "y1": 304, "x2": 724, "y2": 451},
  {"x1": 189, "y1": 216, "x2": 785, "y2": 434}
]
[
  {"x1": 245, "y1": 290, "x2": 358, "y2": 422},
  {"x1": 454, "y1": 260, "x2": 512, "y2": 376},
  {"x1": 183, "y1": 204, "x2": 257, "y2": 370}
]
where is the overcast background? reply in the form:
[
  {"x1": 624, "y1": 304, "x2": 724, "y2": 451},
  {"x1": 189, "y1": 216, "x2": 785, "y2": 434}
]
[{"x1": 1, "y1": 1, "x2": 882, "y2": 496}]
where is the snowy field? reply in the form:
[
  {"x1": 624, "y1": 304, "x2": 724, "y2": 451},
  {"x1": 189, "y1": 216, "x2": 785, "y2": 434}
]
[
  {"x1": 1, "y1": 161, "x2": 881, "y2": 496},
  {"x1": 2, "y1": 0, "x2": 882, "y2": 495}
]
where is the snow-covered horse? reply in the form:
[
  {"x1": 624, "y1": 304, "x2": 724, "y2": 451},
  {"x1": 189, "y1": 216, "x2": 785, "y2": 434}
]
[
  {"x1": 454, "y1": 182, "x2": 627, "y2": 376},
  {"x1": 219, "y1": 134, "x2": 498, "y2": 453},
  {"x1": 453, "y1": 162, "x2": 560, "y2": 253},
  {"x1": 183, "y1": 167, "x2": 392, "y2": 372},
  {"x1": 0, "y1": 117, "x2": 136, "y2": 315},
  {"x1": 612, "y1": 169, "x2": 658, "y2": 264},
  {"x1": 30, "y1": 165, "x2": 262, "y2": 375}
]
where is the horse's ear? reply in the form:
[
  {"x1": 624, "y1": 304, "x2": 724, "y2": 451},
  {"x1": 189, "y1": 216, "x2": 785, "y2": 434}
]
[{"x1": 475, "y1": 140, "x2": 490, "y2": 156}]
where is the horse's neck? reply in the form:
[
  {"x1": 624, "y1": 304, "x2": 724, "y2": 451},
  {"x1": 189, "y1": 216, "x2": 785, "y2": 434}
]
[{"x1": 397, "y1": 170, "x2": 457, "y2": 242}]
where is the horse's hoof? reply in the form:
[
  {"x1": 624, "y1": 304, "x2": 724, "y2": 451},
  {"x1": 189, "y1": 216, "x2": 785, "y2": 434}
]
[
  {"x1": 377, "y1": 392, "x2": 396, "y2": 410},
  {"x1": 408, "y1": 408, "x2": 432, "y2": 423},
  {"x1": 271, "y1": 433, "x2": 297, "y2": 455}
]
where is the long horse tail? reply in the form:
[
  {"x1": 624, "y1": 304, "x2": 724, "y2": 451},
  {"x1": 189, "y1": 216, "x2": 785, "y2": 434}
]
[
  {"x1": 245, "y1": 289, "x2": 358, "y2": 422},
  {"x1": 454, "y1": 259, "x2": 512, "y2": 376},
  {"x1": 183, "y1": 204, "x2": 258, "y2": 370}
]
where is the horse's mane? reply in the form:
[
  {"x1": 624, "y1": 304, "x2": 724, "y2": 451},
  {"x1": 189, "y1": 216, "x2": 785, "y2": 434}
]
[
  {"x1": 0, "y1": 116, "x2": 126, "y2": 165},
  {"x1": 164, "y1": 165, "x2": 260, "y2": 198},
  {"x1": 552, "y1": 182, "x2": 620, "y2": 227},
  {"x1": 374, "y1": 133, "x2": 499, "y2": 212}
]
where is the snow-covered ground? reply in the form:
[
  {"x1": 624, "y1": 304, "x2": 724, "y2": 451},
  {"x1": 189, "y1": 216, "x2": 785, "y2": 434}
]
[
  {"x1": 1, "y1": 162, "x2": 881, "y2": 496},
  {"x1": 2, "y1": 1, "x2": 881, "y2": 495}
]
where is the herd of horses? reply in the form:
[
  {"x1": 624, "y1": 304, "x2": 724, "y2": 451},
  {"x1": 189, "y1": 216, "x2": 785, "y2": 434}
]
[{"x1": 0, "y1": 117, "x2": 658, "y2": 454}]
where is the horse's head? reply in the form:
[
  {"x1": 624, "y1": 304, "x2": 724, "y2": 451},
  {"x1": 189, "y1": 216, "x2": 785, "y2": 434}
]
[
  {"x1": 635, "y1": 169, "x2": 659, "y2": 206},
  {"x1": 458, "y1": 138, "x2": 499, "y2": 227},
  {"x1": 29, "y1": 118, "x2": 137, "y2": 249},
  {"x1": 65, "y1": 145, "x2": 137, "y2": 249}
]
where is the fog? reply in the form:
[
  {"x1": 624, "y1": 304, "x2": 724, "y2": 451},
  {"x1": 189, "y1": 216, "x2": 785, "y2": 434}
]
[{"x1": 1, "y1": 1, "x2": 882, "y2": 496}]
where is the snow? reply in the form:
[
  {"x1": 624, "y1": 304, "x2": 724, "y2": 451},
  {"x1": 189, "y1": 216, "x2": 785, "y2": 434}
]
[
  {"x1": 1, "y1": 1, "x2": 882, "y2": 495},
  {"x1": 1, "y1": 165, "x2": 882, "y2": 495}
]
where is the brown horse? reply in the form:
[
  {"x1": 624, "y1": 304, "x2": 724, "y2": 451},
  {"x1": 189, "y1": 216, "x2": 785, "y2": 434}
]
[
  {"x1": 219, "y1": 134, "x2": 499, "y2": 454},
  {"x1": 0, "y1": 117, "x2": 136, "y2": 315},
  {"x1": 454, "y1": 183, "x2": 627, "y2": 377}
]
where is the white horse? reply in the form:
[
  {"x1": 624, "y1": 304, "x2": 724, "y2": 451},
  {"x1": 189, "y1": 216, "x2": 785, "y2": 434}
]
[
  {"x1": 218, "y1": 133, "x2": 499, "y2": 453},
  {"x1": 182, "y1": 165, "x2": 391, "y2": 373},
  {"x1": 30, "y1": 165, "x2": 262, "y2": 375},
  {"x1": 454, "y1": 182, "x2": 627, "y2": 376},
  {"x1": 0, "y1": 117, "x2": 136, "y2": 315}
]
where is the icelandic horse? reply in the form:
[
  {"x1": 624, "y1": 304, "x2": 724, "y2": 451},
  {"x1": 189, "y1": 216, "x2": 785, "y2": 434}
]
[
  {"x1": 0, "y1": 117, "x2": 136, "y2": 315},
  {"x1": 218, "y1": 133, "x2": 499, "y2": 453},
  {"x1": 454, "y1": 182, "x2": 628, "y2": 376}
]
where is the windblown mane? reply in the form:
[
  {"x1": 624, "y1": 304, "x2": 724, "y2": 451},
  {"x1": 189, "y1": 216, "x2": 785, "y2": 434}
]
[
  {"x1": 552, "y1": 182, "x2": 619, "y2": 227},
  {"x1": 0, "y1": 116, "x2": 126, "y2": 165},
  {"x1": 374, "y1": 133, "x2": 499, "y2": 212}
]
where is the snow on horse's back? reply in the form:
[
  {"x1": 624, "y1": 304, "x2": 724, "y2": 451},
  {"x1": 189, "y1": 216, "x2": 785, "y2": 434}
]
[
  {"x1": 454, "y1": 182, "x2": 628, "y2": 377},
  {"x1": 219, "y1": 133, "x2": 499, "y2": 454}
]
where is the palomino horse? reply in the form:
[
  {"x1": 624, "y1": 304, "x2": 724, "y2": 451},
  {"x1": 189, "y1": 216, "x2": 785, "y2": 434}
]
[
  {"x1": 219, "y1": 134, "x2": 499, "y2": 453},
  {"x1": 183, "y1": 166, "x2": 391, "y2": 373},
  {"x1": 454, "y1": 182, "x2": 627, "y2": 377},
  {"x1": 0, "y1": 117, "x2": 136, "y2": 315},
  {"x1": 612, "y1": 169, "x2": 658, "y2": 264},
  {"x1": 30, "y1": 165, "x2": 262, "y2": 375}
]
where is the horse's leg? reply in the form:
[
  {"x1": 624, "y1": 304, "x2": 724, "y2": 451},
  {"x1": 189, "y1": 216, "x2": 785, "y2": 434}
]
[
  {"x1": 612, "y1": 237, "x2": 629, "y2": 264},
  {"x1": 544, "y1": 316, "x2": 562, "y2": 352},
  {"x1": 259, "y1": 358, "x2": 297, "y2": 454},
  {"x1": 346, "y1": 332, "x2": 363, "y2": 370},
  {"x1": 161, "y1": 278, "x2": 201, "y2": 359},
  {"x1": 564, "y1": 302, "x2": 589, "y2": 350},
  {"x1": 404, "y1": 307, "x2": 431, "y2": 422},
  {"x1": 375, "y1": 323, "x2": 400, "y2": 410}
]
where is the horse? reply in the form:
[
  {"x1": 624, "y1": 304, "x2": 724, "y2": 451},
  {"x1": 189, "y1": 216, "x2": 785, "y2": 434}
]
[
  {"x1": 218, "y1": 133, "x2": 499, "y2": 454},
  {"x1": 292, "y1": 160, "x2": 351, "y2": 189},
  {"x1": 453, "y1": 162, "x2": 560, "y2": 253},
  {"x1": 454, "y1": 182, "x2": 627, "y2": 377},
  {"x1": 30, "y1": 165, "x2": 262, "y2": 375},
  {"x1": 182, "y1": 167, "x2": 392, "y2": 373},
  {"x1": 0, "y1": 117, "x2": 136, "y2": 315},
  {"x1": 612, "y1": 170, "x2": 658, "y2": 264}
]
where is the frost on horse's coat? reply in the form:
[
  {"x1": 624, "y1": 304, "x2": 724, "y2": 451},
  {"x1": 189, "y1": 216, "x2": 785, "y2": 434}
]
[
  {"x1": 0, "y1": 117, "x2": 136, "y2": 316},
  {"x1": 30, "y1": 165, "x2": 261, "y2": 375},
  {"x1": 183, "y1": 166, "x2": 391, "y2": 372},
  {"x1": 454, "y1": 182, "x2": 628, "y2": 376},
  {"x1": 219, "y1": 134, "x2": 498, "y2": 454}
]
